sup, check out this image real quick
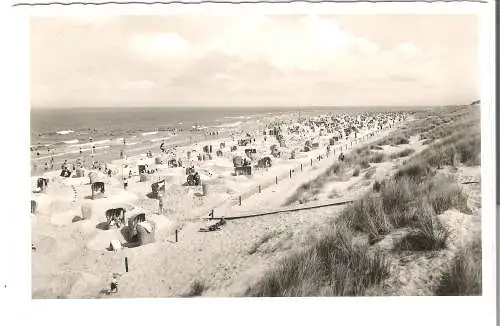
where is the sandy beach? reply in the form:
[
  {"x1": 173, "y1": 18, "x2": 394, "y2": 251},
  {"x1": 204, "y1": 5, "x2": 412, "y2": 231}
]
[{"x1": 31, "y1": 111, "x2": 406, "y2": 298}]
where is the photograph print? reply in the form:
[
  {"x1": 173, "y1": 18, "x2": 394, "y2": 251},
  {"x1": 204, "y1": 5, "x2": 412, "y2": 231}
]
[{"x1": 30, "y1": 11, "x2": 482, "y2": 298}]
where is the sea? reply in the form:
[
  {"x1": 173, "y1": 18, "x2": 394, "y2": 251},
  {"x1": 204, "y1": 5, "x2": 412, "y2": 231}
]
[{"x1": 30, "y1": 106, "x2": 418, "y2": 171}]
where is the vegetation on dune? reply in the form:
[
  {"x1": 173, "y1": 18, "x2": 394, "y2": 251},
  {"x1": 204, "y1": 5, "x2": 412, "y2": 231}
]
[
  {"x1": 283, "y1": 162, "x2": 346, "y2": 206},
  {"x1": 436, "y1": 237, "x2": 482, "y2": 296},
  {"x1": 248, "y1": 230, "x2": 282, "y2": 255},
  {"x1": 184, "y1": 280, "x2": 207, "y2": 297},
  {"x1": 247, "y1": 105, "x2": 481, "y2": 297},
  {"x1": 339, "y1": 175, "x2": 462, "y2": 249},
  {"x1": 346, "y1": 146, "x2": 387, "y2": 166},
  {"x1": 246, "y1": 224, "x2": 391, "y2": 297},
  {"x1": 377, "y1": 135, "x2": 410, "y2": 146},
  {"x1": 390, "y1": 148, "x2": 415, "y2": 159},
  {"x1": 364, "y1": 168, "x2": 376, "y2": 179}
]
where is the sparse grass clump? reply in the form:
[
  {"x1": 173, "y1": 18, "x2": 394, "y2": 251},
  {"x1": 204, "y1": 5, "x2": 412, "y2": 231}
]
[
  {"x1": 377, "y1": 135, "x2": 410, "y2": 147},
  {"x1": 364, "y1": 168, "x2": 376, "y2": 179},
  {"x1": 352, "y1": 168, "x2": 360, "y2": 177},
  {"x1": 346, "y1": 150, "x2": 386, "y2": 168},
  {"x1": 390, "y1": 148, "x2": 415, "y2": 159},
  {"x1": 326, "y1": 162, "x2": 344, "y2": 176},
  {"x1": 396, "y1": 200, "x2": 449, "y2": 251},
  {"x1": 185, "y1": 280, "x2": 207, "y2": 297},
  {"x1": 423, "y1": 179, "x2": 472, "y2": 215},
  {"x1": 394, "y1": 163, "x2": 433, "y2": 182},
  {"x1": 370, "y1": 152, "x2": 386, "y2": 163},
  {"x1": 248, "y1": 230, "x2": 282, "y2": 255},
  {"x1": 436, "y1": 238, "x2": 482, "y2": 296},
  {"x1": 284, "y1": 162, "x2": 346, "y2": 205}
]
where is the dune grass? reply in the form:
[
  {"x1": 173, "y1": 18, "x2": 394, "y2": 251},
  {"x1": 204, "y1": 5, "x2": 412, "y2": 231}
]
[
  {"x1": 364, "y1": 168, "x2": 376, "y2": 179},
  {"x1": 248, "y1": 230, "x2": 282, "y2": 255},
  {"x1": 339, "y1": 175, "x2": 464, "y2": 246},
  {"x1": 248, "y1": 173, "x2": 466, "y2": 296},
  {"x1": 247, "y1": 105, "x2": 481, "y2": 297},
  {"x1": 184, "y1": 280, "x2": 207, "y2": 297},
  {"x1": 246, "y1": 224, "x2": 391, "y2": 297},
  {"x1": 390, "y1": 148, "x2": 415, "y2": 159},
  {"x1": 377, "y1": 135, "x2": 410, "y2": 146},
  {"x1": 283, "y1": 162, "x2": 346, "y2": 206},
  {"x1": 436, "y1": 237, "x2": 482, "y2": 296}
]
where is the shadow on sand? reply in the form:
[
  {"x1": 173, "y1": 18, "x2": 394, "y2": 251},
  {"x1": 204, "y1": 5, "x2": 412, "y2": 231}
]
[
  {"x1": 96, "y1": 221, "x2": 110, "y2": 231},
  {"x1": 72, "y1": 215, "x2": 84, "y2": 223}
]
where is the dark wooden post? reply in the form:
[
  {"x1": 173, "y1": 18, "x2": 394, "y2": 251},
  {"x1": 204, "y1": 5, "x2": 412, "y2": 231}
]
[
  {"x1": 289, "y1": 169, "x2": 292, "y2": 178},
  {"x1": 125, "y1": 257, "x2": 129, "y2": 272},
  {"x1": 175, "y1": 229, "x2": 178, "y2": 243},
  {"x1": 300, "y1": 163, "x2": 303, "y2": 171},
  {"x1": 275, "y1": 176, "x2": 278, "y2": 184},
  {"x1": 239, "y1": 196, "x2": 242, "y2": 206},
  {"x1": 310, "y1": 158, "x2": 313, "y2": 166},
  {"x1": 258, "y1": 185, "x2": 261, "y2": 193}
]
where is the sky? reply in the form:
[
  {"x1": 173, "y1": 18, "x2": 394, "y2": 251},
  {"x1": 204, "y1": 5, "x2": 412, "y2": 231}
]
[{"x1": 30, "y1": 14, "x2": 479, "y2": 109}]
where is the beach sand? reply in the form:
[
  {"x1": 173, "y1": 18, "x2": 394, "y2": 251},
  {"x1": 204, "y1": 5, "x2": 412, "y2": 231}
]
[{"x1": 31, "y1": 111, "x2": 410, "y2": 298}]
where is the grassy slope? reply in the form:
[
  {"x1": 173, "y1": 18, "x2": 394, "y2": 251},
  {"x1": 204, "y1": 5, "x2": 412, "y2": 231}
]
[{"x1": 246, "y1": 105, "x2": 481, "y2": 297}]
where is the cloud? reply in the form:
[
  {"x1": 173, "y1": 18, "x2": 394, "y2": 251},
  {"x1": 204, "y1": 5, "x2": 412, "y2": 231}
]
[
  {"x1": 129, "y1": 33, "x2": 190, "y2": 59},
  {"x1": 396, "y1": 42, "x2": 422, "y2": 57},
  {"x1": 30, "y1": 15, "x2": 478, "y2": 108},
  {"x1": 204, "y1": 15, "x2": 379, "y2": 72}
]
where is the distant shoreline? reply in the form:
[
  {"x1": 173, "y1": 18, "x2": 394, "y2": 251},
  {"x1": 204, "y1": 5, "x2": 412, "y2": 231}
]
[{"x1": 31, "y1": 105, "x2": 430, "y2": 112}]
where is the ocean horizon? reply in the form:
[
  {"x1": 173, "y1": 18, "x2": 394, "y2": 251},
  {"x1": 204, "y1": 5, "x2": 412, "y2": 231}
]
[{"x1": 30, "y1": 105, "x2": 424, "y2": 171}]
